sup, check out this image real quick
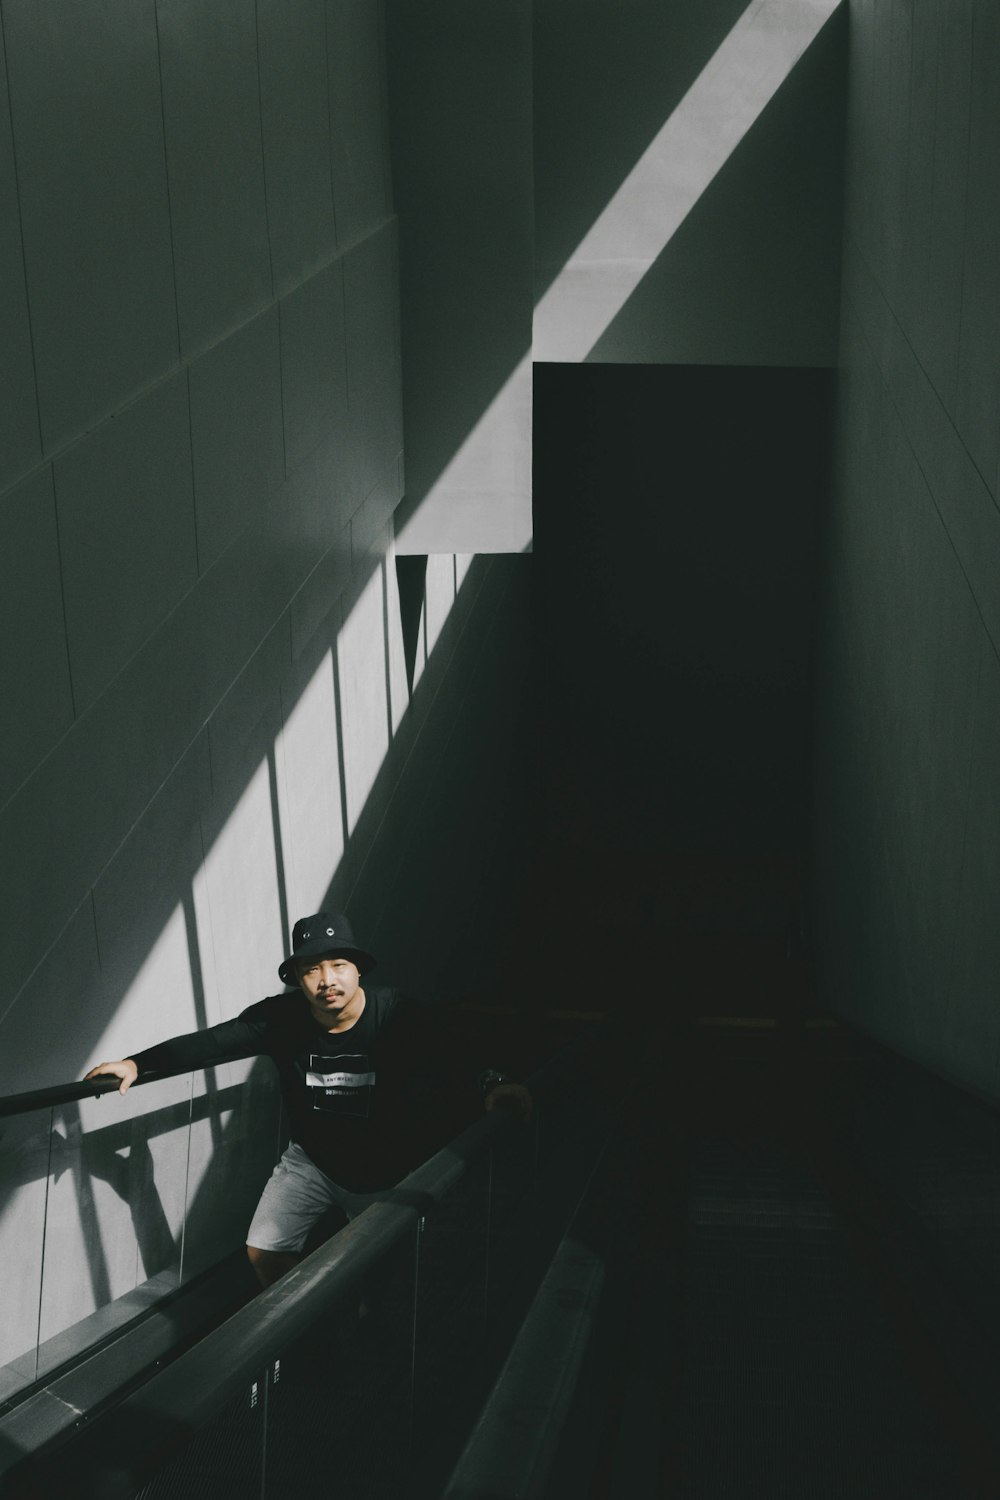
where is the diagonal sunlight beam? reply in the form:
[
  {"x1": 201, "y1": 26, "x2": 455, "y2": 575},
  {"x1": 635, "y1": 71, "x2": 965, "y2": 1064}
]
[
  {"x1": 394, "y1": 353, "x2": 534, "y2": 555},
  {"x1": 533, "y1": 0, "x2": 843, "y2": 363}
]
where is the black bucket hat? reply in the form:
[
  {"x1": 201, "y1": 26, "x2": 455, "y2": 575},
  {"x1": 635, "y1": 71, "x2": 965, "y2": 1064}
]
[{"x1": 278, "y1": 911, "x2": 376, "y2": 985}]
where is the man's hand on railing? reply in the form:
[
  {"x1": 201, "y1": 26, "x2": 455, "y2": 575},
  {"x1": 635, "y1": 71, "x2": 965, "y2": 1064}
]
[
  {"x1": 484, "y1": 1082, "x2": 534, "y2": 1123},
  {"x1": 84, "y1": 1058, "x2": 139, "y2": 1096}
]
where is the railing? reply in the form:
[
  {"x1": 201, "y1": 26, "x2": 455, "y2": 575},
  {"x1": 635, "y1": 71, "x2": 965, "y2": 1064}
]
[
  {"x1": 0, "y1": 1075, "x2": 131, "y2": 1119},
  {"x1": 0, "y1": 1028, "x2": 614, "y2": 1500}
]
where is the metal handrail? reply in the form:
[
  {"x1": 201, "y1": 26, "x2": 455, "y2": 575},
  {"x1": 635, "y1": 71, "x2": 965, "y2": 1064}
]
[
  {"x1": 0, "y1": 1066, "x2": 184, "y2": 1119},
  {"x1": 0, "y1": 1005, "x2": 607, "y2": 1120}
]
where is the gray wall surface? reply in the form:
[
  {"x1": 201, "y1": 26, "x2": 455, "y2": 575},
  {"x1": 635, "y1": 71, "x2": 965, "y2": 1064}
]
[
  {"x1": 810, "y1": 0, "x2": 1000, "y2": 1099},
  {"x1": 533, "y1": 0, "x2": 847, "y2": 366},
  {"x1": 0, "y1": 0, "x2": 532, "y2": 1385},
  {"x1": 386, "y1": 0, "x2": 534, "y2": 555}
]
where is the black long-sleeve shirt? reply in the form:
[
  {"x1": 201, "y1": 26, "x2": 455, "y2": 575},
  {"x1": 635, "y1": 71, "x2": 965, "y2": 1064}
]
[{"x1": 131, "y1": 986, "x2": 489, "y2": 1190}]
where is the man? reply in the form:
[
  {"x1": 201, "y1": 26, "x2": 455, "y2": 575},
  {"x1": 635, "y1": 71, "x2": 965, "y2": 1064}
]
[{"x1": 85, "y1": 911, "x2": 532, "y2": 1288}]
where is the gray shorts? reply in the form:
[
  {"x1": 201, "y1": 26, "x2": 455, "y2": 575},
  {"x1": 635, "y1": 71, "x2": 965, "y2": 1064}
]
[{"x1": 246, "y1": 1141, "x2": 384, "y2": 1253}]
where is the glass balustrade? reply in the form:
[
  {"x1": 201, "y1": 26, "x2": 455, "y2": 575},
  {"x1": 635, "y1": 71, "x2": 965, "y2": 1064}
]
[{"x1": 0, "y1": 1059, "x2": 284, "y2": 1408}]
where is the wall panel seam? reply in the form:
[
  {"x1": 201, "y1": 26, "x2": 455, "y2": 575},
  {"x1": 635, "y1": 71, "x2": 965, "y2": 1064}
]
[
  {"x1": 0, "y1": 225, "x2": 397, "y2": 513},
  {"x1": 840, "y1": 275, "x2": 1000, "y2": 672},
  {"x1": 843, "y1": 231, "x2": 998, "y2": 508},
  {"x1": 252, "y1": 0, "x2": 277, "y2": 307},
  {"x1": 46, "y1": 461, "x2": 78, "y2": 721},
  {"x1": 322, "y1": 0, "x2": 340, "y2": 249},
  {"x1": 0, "y1": 0, "x2": 43, "y2": 468},
  {"x1": 151, "y1": 0, "x2": 183, "y2": 365}
]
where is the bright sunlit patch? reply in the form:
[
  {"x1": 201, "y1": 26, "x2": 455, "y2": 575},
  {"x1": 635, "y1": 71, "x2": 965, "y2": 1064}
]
[
  {"x1": 87, "y1": 904, "x2": 199, "y2": 1068},
  {"x1": 338, "y1": 566, "x2": 391, "y2": 833},
  {"x1": 424, "y1": 553, "x2": 460, "y2": 659},
  {"x1": 533, "y1": 0, "x2": 843, "y2": 361},
  {"x1": 394, "y1": 356, "x2": 534, "y2": 555},
  {"x1": 200, "y1": 760, "x2": 285, "y2": 1017},
  {"x1": 411, "y1": 590, "x2": 428, "y2": 693},
  {"x1": 274, "y1": 649, "x2": 346, "y2": 918}
]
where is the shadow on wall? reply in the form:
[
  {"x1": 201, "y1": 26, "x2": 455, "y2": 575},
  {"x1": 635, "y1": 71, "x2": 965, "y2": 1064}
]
[{"x1": 0, "y1": 1062, "x2": 285, "y2": 1393}]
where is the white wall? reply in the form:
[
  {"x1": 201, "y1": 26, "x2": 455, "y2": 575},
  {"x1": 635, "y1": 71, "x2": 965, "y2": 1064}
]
[
  {"x1": 811, "y1": 0, "x2": 1000, "y2": 1098},
  {"x1": 0, "y1": 0, "x2": 533, "y2": 1387}
]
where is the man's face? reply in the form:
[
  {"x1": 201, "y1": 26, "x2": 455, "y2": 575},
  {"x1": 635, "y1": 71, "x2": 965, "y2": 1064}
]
[{"x1": 296, "y1": 953, "x2": 364, "y2": 1027}]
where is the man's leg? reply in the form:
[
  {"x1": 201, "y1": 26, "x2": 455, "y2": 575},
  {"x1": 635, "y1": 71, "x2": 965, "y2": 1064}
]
[{"x1": 245, "y1": 1143, "x2": 339, "y2": 1289}]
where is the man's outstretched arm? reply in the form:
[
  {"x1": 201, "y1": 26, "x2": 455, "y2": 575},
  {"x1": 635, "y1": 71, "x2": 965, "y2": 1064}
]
[{"x1": 84, "y1": 1015, "x2": 270, "y2": 1097}]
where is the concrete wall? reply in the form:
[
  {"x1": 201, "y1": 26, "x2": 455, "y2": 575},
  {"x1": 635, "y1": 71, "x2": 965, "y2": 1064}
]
[
  {"x1": 0, "y1": 0, "x2": 533, "y2": 1387},
  {"x1": 810, "y1": 0, "x2": 1000, "y2": 1098},
  {"x1": 533, "y1": 0, "x2": 847, "y2": 365}
]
